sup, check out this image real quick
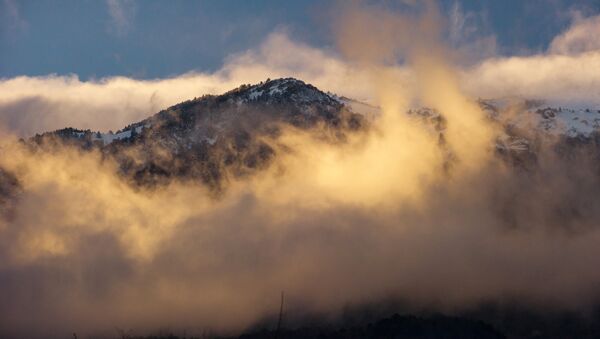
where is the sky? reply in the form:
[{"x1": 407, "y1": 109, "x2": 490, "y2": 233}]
[{"x1": 2, "y1": 0, "x2": 599, "y2": 79}]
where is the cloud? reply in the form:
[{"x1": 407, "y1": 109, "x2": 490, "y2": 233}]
[
  {"x1": 106, "y1": 0, "x2": 135, "y2": 36},
  {"x1": 2, "y1": 28, "x2": 600, "y2": 140},
  {"x1": 549, "y1": 13, "x2": 600, "y2": 55},
  {"x1": 463, "y1": 52, "x2": 600, "y2": 106},
  {"x1": 0, "y1": 32, "x2": 377, "y2": 138},
  {"x1": 1, "y1": 0, "x2": 27, "y2": 35}
]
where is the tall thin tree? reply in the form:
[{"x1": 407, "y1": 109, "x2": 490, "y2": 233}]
[{"x1": 274, "y1": 291, "x2": 285, "y2": 339}]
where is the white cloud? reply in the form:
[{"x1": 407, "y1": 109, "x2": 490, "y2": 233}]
[
  {"x1": 0, "y1": 32, "x2": 378, "y2": 137},
  {"x1": 462, "y1": 52, "x2": 600, "y2": 106},
  {"x1": 2, "y1": 22, "x2": 600, "y2": 139},
  {"x1": 549, "y1": 13, "x2": 600, "y2": 55}
]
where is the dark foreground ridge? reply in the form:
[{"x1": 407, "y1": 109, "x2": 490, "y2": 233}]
[
  {"x1": 91, "y1": 308, "x2": 600, "y2": 339},
  {"x1": 99, "y1": 313, "x2": 506, "y2": 339},
  {"x1": 232, "y1": 313, "x2": 505, "y2": 339}
]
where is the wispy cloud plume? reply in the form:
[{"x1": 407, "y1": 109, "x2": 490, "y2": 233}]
[
  {"x1": 106, "y1": 0, "x2": 135, "y2": 36},
  {"x1": 448, "y1": 1, "x2": 496, "y2": 63},
  {"x1": 1, "y1": 0, "x2": 27, "y2": 35}
]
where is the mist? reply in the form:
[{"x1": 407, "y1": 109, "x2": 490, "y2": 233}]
[{"x1": 2, "y1": 1, "x2": 600, "y2": 338}]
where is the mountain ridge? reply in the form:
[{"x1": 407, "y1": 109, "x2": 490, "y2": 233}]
[
  {"x1": 27, "y1": 78, "x2": 365, "y2": 189},
  {"x1": 9, "y1": 77, "x2": 600, "y2": 191}
]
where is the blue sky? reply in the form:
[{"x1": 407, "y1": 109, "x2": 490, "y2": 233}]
[{"x1": 1, "y1": 0, "x2": 599, "y2": 79}]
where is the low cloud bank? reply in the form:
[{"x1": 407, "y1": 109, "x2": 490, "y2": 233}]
[{"x1": 2, "y1": 10, "x2": 600, "y2": 137}]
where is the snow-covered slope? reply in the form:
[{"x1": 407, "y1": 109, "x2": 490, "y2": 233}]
[{"x1": 508, "y1": 106, "x2": 600, "y2": 138}]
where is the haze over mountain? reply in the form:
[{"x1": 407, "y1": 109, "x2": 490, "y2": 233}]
[
  {"x1": 3, "y1": 75, "x2": 600, "y2": 338},
  {"x1": 0, "y1": 78, "x2": 600, "y2": 335}
]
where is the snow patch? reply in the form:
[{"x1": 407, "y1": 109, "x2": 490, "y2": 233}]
[
  {"x1": 248, "y1": 89, "x2": 263, "y2": 100},
  {"x1": 91, "y1": 125, "x2": 147, "y2": 145}
]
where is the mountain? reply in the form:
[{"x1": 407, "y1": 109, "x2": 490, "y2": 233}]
[
  {"x1": 6, "y1": 77, "x2": 600, "y2": 193},
  {"x1": 29, "y1": 78, "x2": 365, "y2": 189}
]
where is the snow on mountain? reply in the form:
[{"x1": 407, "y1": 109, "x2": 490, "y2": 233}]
[
  {"x1": 511, "y1": 107, "x2": 600, "y2": 138},
  {"x1": 233, "y1": 78, "x2": 341, "y2": 107},
  {"x1": 91, "y1": 125, "x2": 147, "y2": 145}
]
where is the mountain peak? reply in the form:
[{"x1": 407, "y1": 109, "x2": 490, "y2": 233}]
[{"x1": 225, "y1": 77, "x2": 341, "y2": 106}]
